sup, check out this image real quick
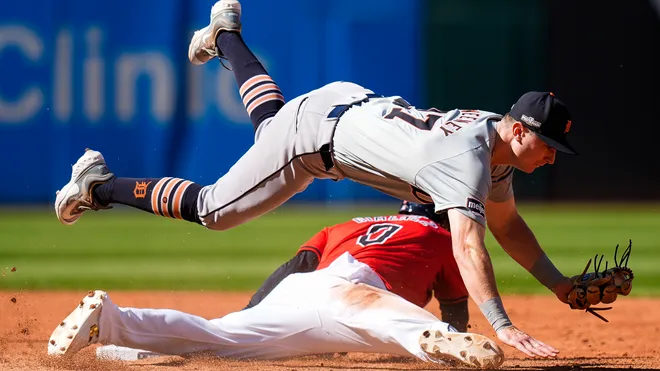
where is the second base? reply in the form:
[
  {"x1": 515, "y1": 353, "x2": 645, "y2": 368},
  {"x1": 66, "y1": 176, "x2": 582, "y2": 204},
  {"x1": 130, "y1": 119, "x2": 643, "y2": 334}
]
[{"x1": 96, "y1": 345, "x2": 164, "y2": 361}]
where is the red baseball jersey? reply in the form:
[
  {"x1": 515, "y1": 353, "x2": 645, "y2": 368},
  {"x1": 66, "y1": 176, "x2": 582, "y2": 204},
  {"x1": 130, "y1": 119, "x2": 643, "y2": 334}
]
[{"x1": 298, "y1": 215, "x2": 468, "y2": 308}]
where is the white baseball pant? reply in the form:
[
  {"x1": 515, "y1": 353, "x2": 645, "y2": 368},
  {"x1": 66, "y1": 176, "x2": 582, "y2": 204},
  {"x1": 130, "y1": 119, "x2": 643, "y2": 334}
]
[{"x1": 95, "y1": 253, "x2": 456, "y2": 361}]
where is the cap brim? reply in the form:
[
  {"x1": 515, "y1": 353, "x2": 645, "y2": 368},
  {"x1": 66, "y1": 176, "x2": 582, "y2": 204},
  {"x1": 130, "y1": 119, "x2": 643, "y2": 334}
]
[{"x1": 536, "y1": 133, "x2": 578, "y2": 155}]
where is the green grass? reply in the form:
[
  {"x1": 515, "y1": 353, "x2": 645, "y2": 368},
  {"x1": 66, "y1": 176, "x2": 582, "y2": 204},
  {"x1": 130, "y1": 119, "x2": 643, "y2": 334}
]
[
  {"x1": 485, "y1": 203, "x2": 660, "y2": 295},
  {"x1": 0, "y1": 203, "x2": 658, "y2": 296}
]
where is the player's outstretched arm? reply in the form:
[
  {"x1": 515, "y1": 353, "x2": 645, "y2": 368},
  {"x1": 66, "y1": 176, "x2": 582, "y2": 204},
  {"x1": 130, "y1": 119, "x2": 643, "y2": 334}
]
[
  {"x1": 447, "y1": 209, "x2": 558, "y2": 358},
  {"x1": 485, "y1": 197, "x2": 572, "y2": 303}
]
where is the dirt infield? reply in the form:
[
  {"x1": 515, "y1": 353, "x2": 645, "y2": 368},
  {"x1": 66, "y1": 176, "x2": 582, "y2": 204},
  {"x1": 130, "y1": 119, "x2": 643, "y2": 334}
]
[{"x1": 1, "y1": 291, "x2": 658, "y2": 370}]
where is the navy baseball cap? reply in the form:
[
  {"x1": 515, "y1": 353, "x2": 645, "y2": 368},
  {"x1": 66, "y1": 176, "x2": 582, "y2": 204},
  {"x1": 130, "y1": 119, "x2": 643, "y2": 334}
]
[{"x1": 509, "y1": 91, "x2": 577, "y2": 155}]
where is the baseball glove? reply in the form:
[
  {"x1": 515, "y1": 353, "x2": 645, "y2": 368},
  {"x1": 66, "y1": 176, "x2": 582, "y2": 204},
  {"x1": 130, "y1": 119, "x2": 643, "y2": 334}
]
[{"x1": 566, "y1": 240, "x2": 634, "y2": 322}]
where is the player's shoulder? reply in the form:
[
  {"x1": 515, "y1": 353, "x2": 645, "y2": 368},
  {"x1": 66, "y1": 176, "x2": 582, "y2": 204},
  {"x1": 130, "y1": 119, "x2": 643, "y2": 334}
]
[
  {"x1": 475, "y1": 109, "x2": 502, "y2": 119},
  {"x1": 452, "y1": 114, "x2": 502, "y2": 164},
  {"x1": 415, "y1": 144, "x2": 492, "y2": 191}
]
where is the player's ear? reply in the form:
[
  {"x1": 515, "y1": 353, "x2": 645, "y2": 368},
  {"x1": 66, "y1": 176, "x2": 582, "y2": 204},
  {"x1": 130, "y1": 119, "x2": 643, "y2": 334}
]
[{"x1": 512, "y1": 121, "x2": 525, "y2": 144}]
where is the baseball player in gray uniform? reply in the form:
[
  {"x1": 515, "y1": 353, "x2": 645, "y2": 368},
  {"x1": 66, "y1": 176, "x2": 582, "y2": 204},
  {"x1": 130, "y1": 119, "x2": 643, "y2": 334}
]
[{"x1": 55, "y1": 0, "x2": 577, "y2": 358}]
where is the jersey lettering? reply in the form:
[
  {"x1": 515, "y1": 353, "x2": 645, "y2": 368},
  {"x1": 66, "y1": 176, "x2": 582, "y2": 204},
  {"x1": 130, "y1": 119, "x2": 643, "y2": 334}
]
[
  {"x1": 383, "y1": 108, "x2": 444, "y2": 131},
  {"x1": 352, "y1": 215, "x2": 438, "y2": 229},
  {"x1": 356, "y1": 223, "x2": 403, "y2": 247},
  {"x1": 383, "y1": 108, "x2": 445, "y2": 130},
  {"x1": 438, "y1": 121, "x2": 463, "y2": 136},
  {"x1": 383, "y1": 107, "x2": 482, "y2": 137}
]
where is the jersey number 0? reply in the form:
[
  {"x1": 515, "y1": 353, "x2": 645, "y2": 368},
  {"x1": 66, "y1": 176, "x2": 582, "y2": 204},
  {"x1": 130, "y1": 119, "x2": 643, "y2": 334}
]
[{"x1": 357, "y1": 223, "x2": 403, "y2": 247}]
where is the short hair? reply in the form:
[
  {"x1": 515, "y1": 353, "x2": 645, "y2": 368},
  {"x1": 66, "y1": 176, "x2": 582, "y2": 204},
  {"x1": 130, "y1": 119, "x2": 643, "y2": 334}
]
[
  {"x1": 500, "y1": 113, "x2": 532, "y2": 132},
  {"x1": 501, "y1": 113, "x2": 516, "y2": 126}
]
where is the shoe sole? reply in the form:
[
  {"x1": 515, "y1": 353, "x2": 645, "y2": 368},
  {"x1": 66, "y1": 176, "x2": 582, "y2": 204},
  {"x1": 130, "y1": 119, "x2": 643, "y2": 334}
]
[
  {"x1": 55, "y1": 150, "x2": 109, "y2": 225},
  {"x1": 419, "y1": 329, "x2": 504, "y2": 369},
  {"x1": 48, "y1": 290, "x2": 107, "y2": 356},
  {"x1": 188, "y1": 0, "x2": 242, "y2": 65},
  {"x1": 211, "y1": 0, "x2": 242, "y2": 35}
]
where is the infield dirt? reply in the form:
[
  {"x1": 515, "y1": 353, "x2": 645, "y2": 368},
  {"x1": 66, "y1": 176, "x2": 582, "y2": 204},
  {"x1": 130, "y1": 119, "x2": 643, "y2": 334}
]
[{"x1": 1, "y1": 291, "x2": 658, "y2": 370}]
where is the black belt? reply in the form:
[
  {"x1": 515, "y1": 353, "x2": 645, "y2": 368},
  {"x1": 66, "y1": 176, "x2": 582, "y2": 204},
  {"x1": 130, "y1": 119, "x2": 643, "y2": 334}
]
[
  {"x1": 319, "y1": 143, "x2": 334, "y2": 171},
  {"x1": 321, "y1": 93, "x2": 384, "y2": 171}
]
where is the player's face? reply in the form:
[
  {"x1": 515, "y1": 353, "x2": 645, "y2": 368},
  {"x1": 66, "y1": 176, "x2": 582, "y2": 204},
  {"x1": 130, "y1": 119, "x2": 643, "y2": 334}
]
[{"x1": 513, "y1": 127, "x2": 557, "y2": 173}]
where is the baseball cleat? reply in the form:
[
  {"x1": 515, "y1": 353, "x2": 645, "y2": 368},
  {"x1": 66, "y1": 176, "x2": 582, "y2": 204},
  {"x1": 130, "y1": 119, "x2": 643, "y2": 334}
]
[
  {"x1": 48, "y1": 290, "x2": 107, "y2": 356},
  {"x1": 55, "y1": 148, "x2": 115, "y2": 225},
  {"x1": 188, "y1": 0, "x2": 242, "y2": 65},
  {"x1": 419, "y1": 329, "x2": 504, "y2": 369}
]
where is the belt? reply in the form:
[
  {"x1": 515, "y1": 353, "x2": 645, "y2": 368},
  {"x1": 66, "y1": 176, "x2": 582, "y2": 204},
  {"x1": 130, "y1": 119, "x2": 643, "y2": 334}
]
[
  {"x1": 319, "y1": 143, "x2": 334, "y2": 171},
  {"x1": 326, "y1": 93, "x2": 384, "y2": 119},
  {"x1": 321, "y1": 93, "x2": 384, "y2": 171}
]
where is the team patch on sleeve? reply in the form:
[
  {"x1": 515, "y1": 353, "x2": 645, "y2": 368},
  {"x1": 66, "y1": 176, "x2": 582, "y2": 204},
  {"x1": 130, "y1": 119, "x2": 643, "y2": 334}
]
[{"x1": 466, "y1": 198, "x2": 485, "y2": 218}]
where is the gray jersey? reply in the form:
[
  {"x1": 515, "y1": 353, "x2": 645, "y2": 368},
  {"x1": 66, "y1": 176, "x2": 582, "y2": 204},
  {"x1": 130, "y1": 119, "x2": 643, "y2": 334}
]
[
  {"x1": 195, "y1": 81, "x2": 512, "y2": 231},
  {"x1": 332, "y1": 97, "x2": 514, "y2": 226}
]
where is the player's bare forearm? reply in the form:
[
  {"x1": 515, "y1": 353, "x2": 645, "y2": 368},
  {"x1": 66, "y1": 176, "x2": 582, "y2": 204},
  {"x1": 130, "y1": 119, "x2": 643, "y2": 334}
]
[
  {"x1": 486, "y1": 198, "x2": 569, "y2": 294},
  {"x1": 447, "y1": 209, "x2": 500, "y2": 306},
  {"x1": 488, "y1": 208, "x2": 543, "y2": 270},
  {"x1": 485, "y1": 197, "x2": 542, "y2": 269}
]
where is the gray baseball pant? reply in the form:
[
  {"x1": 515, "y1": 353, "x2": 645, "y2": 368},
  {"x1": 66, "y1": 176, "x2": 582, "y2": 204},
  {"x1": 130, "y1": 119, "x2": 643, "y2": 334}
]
[{"x1": 196, "y1": 81, "x2": 374, "y2": 230}]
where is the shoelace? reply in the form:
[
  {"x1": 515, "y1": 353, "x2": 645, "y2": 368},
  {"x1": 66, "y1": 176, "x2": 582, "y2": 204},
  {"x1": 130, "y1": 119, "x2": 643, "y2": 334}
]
[
  {"x1": 218, "y1": 55, "x2": 232, "y2": 71},
  {"x1": 75, "y1": 197, "x2": 113, "y2": 213},
  {"x1": 196, "y1": 36, "x2": 232, "y2": 71},
  {"x1": 74, "y1": 201, "x2": 96, "y2": 214},
  {"x1": 201, "y1": 46, "x2": 217, "y2": 58}
]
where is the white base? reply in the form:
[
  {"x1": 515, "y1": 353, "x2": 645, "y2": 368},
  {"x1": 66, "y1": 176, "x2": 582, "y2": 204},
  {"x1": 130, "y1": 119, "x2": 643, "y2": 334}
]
[{"x1": 96, "y1": 345, "x2": 165, "y2": 361}]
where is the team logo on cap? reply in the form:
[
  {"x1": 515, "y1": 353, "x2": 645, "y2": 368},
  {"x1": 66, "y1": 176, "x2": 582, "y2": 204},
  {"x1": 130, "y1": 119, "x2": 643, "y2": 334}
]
[
  {"x1": 521, "y1": 114, "x2": 542, "y2": 129},
  {"x1": 564, "y1": 120, "x2": 572, "y2": 133}
]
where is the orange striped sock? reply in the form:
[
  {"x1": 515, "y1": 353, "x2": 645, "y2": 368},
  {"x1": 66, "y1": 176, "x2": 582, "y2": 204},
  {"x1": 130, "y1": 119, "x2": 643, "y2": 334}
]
[
  {"x1": 239, "y1": 74, "x2": 285, "y2": 124},
  {"x1": 93, "y1": 177, "x2": 202, "y2": 224}
]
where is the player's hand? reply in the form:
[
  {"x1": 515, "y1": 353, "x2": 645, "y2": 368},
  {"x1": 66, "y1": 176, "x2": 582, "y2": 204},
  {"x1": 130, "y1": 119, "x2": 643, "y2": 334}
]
[
  {"x1": 496, "y1": 326, "x2": 559, "y2": 358},
  {"x1": 551, "y1": 277, "x2": 573, "y2": 304}
]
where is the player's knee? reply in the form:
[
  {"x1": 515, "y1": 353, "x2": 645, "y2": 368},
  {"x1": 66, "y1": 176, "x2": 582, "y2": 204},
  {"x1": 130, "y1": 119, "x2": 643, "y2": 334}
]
[
  {"x1": 205, "y1": 223, "x2": 232, "y2": 231},
  {"x1": 200, "y1": 213, "x2": 243, "y2": 231},
  {"x1": 201, "y1": 218, "x2": 232, "y2": 231}
]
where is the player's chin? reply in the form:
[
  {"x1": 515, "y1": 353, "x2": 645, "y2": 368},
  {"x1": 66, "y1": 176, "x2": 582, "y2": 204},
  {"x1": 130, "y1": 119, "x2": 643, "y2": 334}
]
[{"x1": 517, "y1": 164, "x2": 537, "y2": 174}]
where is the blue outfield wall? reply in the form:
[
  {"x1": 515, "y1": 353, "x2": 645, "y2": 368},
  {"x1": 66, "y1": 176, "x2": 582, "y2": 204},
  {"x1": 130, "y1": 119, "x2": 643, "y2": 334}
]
[{"x1": 0, "y1": 0, "x2": 425, "y2": 204}]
